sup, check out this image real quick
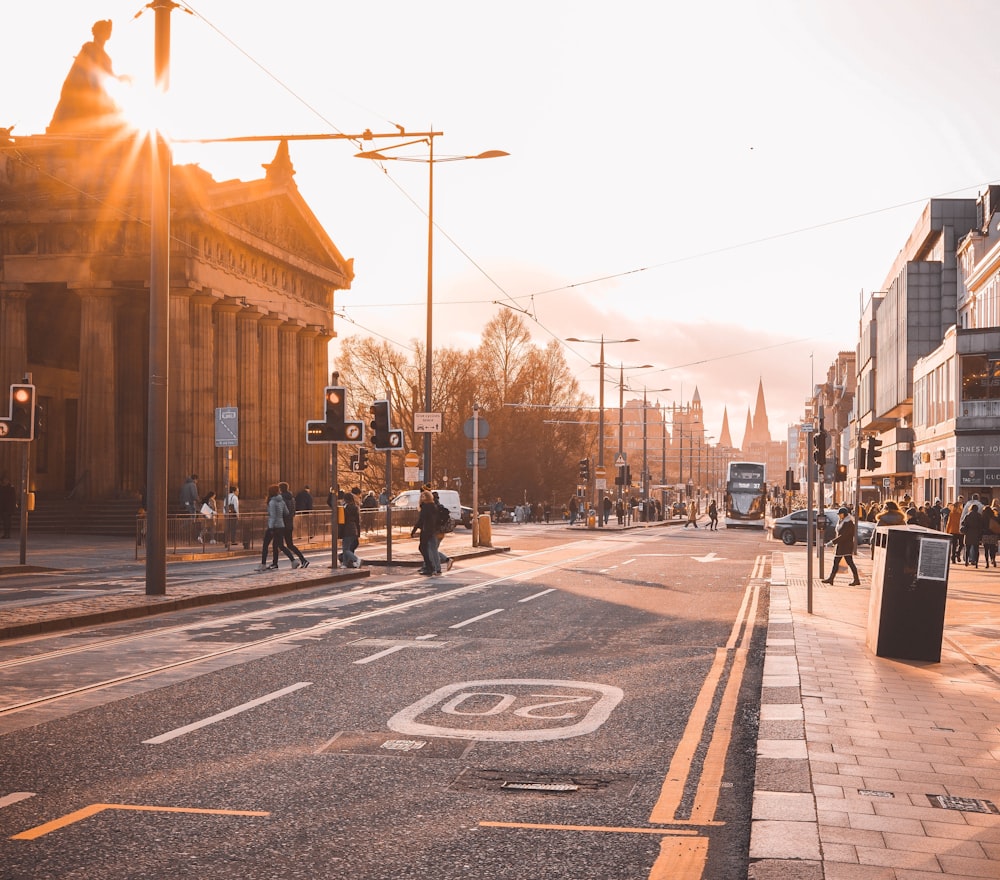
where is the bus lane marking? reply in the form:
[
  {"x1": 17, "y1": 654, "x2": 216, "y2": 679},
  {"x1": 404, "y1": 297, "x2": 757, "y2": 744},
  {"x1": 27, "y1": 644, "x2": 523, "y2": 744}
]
[
  {"x1": 449, "y1": 608, "x2": 504, "y2": 629},
  {"x1": 11, "y1": 803, "x2": 270, "y2": 840},
  {"x1": 142, "y1": 682, "x2": 311, "y2": 744},
  {"x1": 388, "y1": 679, "x2": 623, "y2": 742}
]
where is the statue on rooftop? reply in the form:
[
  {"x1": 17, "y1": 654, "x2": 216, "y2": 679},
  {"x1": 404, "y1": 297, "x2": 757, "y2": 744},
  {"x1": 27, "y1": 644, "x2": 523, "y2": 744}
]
[{"x1": 47, "y1": 20, "x2": 128, "y2": 135}]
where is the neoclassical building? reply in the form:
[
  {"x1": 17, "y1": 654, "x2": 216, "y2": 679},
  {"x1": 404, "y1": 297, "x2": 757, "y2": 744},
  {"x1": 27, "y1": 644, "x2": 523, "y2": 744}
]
[{"x1": 0, "y1": 132, "x2": 353, "y2": 506}]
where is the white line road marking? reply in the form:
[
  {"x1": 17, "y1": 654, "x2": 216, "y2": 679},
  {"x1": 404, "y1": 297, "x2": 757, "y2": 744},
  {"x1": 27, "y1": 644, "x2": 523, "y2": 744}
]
[
  {"x1": 692, "y1": 552, "x2": 724, "y2": 562},
  {"x1": 143, "y1": 682, "x2": 312, "y2": 744},
  {"x1": 351, "y1": 639, "x2": 449, "y2": 664},
  {"x1": 449, "y1": 608, "x2": 505, "y2": 629},
  {"x1": 0, "y1": 792, "x2": 35, "y2": 809},
  {"x1": 415, "y1": 633, "x2": 438, "y2": 640},
  {"x1": 518, "y1": 589, "x2": 555, "y2": 603}
]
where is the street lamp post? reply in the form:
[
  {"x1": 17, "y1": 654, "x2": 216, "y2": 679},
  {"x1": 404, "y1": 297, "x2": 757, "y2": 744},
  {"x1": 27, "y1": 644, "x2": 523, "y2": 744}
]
[
  {"x1": 356, "y1": 140, "x2": 507, "y2": 486},
  {"x1": 616, "y1": 363, "x2": 653, "y2": 505},
  {"x1": 640, "y1": 386, "x2": 670, "y2": 517},
  {"x1": 567, "y1": 336, "x2": 640, "y2": 527}
]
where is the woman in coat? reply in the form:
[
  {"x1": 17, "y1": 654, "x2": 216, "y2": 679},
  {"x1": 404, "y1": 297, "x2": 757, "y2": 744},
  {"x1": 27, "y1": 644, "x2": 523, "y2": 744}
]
[
  {"x1": 822, "y1": 507, "x2": 861, "y2": 586},
  {"x1": 409, "y1": 489, "x2": 440, "y2": 575},
  {"x1": 341, "y1": 490, "x2": 362, "y2": 568},
  {"x1": 256, "y1": 484, "x2": 297, "y2": 571}
]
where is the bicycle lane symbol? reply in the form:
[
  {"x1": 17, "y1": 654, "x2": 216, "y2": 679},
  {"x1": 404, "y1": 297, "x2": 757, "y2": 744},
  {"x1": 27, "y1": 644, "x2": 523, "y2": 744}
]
[{"x1": 387, "y1": 679, "x2": 623, "y2": 742}]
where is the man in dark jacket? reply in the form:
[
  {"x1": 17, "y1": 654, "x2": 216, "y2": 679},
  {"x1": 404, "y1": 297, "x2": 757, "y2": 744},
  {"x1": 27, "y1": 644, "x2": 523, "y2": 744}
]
[{"x1": 279, "y1": 481, "x2": 309, "y2": 568}]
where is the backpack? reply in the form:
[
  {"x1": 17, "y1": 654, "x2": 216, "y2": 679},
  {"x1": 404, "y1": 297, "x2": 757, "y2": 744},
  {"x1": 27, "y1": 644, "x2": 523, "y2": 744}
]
[{"x1": 436, "y1": 503, "x2": 455, "y2": 534}]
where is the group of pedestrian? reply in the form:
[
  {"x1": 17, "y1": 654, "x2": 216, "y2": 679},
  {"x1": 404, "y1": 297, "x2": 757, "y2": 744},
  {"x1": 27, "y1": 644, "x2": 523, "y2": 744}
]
[
  {"x1": 255, "y1": 481, "x2": 310, "y2": 572},
  {"x1": 410, "y1": 487, "x2": 455, "y2": 575}
]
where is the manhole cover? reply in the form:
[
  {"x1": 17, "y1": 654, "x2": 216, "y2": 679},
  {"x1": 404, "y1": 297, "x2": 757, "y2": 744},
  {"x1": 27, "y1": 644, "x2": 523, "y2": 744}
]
[
  {"x1": 451, "y1": 767, "x2": 635, "y2": 797},
  {"x1": 318, "y1": 730, "x2": 473, "y2": 759},
  {"x1": 927, "y1": 794, "x2": 999, "y2": 814}
]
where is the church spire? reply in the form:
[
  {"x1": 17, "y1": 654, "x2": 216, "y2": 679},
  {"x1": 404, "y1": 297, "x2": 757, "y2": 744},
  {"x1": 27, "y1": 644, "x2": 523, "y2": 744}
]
[
  {"x1": 719, "y1": 407, "x2": 733, "y2": 449},
  {"x1": 742, "y1": 407, "x2": 754, "y2": 452},
  {"x1": 752, "y1": 378, "x2": 770, "y2": 444}
]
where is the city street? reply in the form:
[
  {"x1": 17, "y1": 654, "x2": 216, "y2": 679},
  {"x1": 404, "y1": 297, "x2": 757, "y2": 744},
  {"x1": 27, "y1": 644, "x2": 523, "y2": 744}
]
[{"x1": 0, "y1": 522, "x2": 768, "y2": 879}]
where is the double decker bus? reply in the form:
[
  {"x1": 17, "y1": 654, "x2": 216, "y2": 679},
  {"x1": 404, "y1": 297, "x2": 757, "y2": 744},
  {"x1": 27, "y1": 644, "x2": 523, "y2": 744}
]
[{"x1": 725, "y1": 461, "x2": 767, "y2": 528}]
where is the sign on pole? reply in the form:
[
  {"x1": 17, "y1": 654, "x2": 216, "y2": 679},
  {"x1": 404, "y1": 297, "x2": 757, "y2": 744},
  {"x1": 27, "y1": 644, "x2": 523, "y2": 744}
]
[
  {"x1": 215, "y1": 406, "x2": 238, "y2": 447},
  {"x1": 414, "y1": 413, "x2": 442, "y2": 433}
]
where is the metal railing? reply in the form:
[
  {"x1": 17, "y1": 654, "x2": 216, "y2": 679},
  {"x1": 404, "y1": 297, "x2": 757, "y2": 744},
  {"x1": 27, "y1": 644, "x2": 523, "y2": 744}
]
[{"x1": 135, "y1": 507, "x2": 421, "y2": 557}]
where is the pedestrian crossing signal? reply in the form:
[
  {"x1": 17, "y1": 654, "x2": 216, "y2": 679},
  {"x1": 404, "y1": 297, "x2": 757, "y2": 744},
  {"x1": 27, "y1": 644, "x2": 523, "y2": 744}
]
[{"x1": 0, "y1": 384, "x2": 35, "y2": 441}]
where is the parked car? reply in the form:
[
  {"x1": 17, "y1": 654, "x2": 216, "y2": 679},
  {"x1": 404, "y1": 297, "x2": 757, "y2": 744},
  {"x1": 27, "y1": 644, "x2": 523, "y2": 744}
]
[
  {"x1": 671, "y1": 501, "x2": 687, "y2": 518},
  {"x1": 856, "y1": 519, "x2": 875, "y2": 547}
]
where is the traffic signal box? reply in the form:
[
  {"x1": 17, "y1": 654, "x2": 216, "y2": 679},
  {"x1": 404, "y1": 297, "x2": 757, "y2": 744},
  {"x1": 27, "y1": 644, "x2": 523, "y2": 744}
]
[
  {"x1": 370, "y1": 400, "x2": 403, "y2": 451},
  {"x1": 812, "y1": 430, "x2": 827, "y2": 467},
  {"x1": 578, "y1": 458, "x2": 590, "y2": 481},
  {"x1": 0, "y1": 383, "x2": 36, "y2": 441},
  {"x1": 306, "y1": 386, "x2": 364, "y2": 444},
  {"x1": 866, "y1": 436, "x2": 883, "y2": 470},
  {"x1": 835, "y1": 463, "x2": 848, "y2": 482}
]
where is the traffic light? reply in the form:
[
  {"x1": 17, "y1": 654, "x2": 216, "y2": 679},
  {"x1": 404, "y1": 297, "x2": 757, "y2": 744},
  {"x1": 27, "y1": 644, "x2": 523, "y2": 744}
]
[
  {"x1": 812, "y1": 430, "x2": 827, "y2": 467},
  {"x1": 0, "y1": 383, "x2": 36, "y2": 441},
  {"x1": 579, "y1": 458, "x2": 590, "y2": 481},
  {"x1": 369, "y1": 399, "x2": 403, "y2": 450},
  {"x1": 358, "y1": 447, "x2": 369, "y2": 470},
  {"x1": 785, "y1": 468, "x2": 794, "y2": 491},
  {"x1": 306, "y1": 386, "x2": 364, "y2": 444},
  {"x1": 866, "y1": 436, "x2": 883, "y2": 470},
  {"x1": 835, "y1": 463, "x2": 847, "y2": 482}
]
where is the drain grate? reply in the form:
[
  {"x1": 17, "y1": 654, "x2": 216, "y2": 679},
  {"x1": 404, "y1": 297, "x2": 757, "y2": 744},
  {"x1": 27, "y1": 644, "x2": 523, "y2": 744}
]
[
  {"x1": 451, "y1": 767, "x2": 634, "y2": 797},
  {"x1": 927, "y1": 794, "x2": 999, "y2": 814}
]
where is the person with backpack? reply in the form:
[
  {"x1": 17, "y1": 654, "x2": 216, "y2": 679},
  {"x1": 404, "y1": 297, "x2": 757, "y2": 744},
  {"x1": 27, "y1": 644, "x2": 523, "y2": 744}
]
[
  {"x1": 278, "y1": 481, "x2": 309, "y2": 568},
  {"x1": 433, "y1": 491, "x2": 455, "y2": 572}
]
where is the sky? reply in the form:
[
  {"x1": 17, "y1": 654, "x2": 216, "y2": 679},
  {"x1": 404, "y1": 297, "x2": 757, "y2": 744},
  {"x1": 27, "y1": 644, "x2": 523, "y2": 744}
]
[{"x1": 5, "y1": 0, "x2": 1000, "y2": 448}]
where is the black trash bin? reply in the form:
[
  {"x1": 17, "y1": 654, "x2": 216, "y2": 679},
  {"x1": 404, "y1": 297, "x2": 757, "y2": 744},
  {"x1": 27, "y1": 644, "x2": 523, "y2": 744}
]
[{"x1": 866, "y1": 524, "x2": 951, "y2": 662}]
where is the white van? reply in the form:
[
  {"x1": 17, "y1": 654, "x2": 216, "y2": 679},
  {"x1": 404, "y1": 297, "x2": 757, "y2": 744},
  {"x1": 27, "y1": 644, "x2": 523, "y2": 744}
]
[{"x1": 390, "y1": 489, "x2": 472, "y2": 528}]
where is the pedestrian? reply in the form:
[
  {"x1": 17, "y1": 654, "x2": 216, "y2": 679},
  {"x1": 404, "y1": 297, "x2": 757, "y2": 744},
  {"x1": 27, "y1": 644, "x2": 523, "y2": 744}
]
[
  {"x1": 602, "y1": 495, "x2": 612, "y2": 526},
  {"x1": 981, "y1": 501, "x2": 999, "y2": 568},
  {"x1": 340, "y1": 488, "x2": 362, "y2": 568},
  {"x1": 197, "y1": 490, "x2": 217, "y2": 544},
  {"x1": 294, "y1": 485, "x2": 314, "y2": 512},
  {"x1": 223, "y1": 485, "x2": 240, "y2": 549},
  {"x1": 822, "y1": 507, "x2": 861, "y2": 586},
  {"x1": 926, "y1": 499, "x2": 943, "y2": 531},
  {"x1": 256, "y1": 484, "x2": 298, "y2": 571},
  {"x1": 360, "y1": 489, "x2": 378, "y2": 534},
  {"x1": 707, "y1": 499, "x2": 719, "y2": 531},
  {"x1": 179, "y1": 473, "x2": 199, "y2": 515},
  {"x1": 945, "y1": 500, "x2": 964, "y2": 563},
  {"x1": 0, "y1": 476, "x2": 17, "y2": 538},
  {"x1": 685, "y1": 499, "x2": 699, "y2": 529},
  {"x1": 616, "y1": 498, "x2": 625, "y2": 525},
  {"x1": 279, "y1": 481, "x2": 309, "y2": 568},
  {"x1": 961, "y1": 502, "x2": 985, "y2": 568},
  {"x1": 875, "y1": 499, "x2": 905, "y2": 526},
  {"x1": 433, "y1": 491, "x2": 455, "y2": 571},
  {"x1": 568, "y1": 496, "x2": 578, "y2": 526},
  {"x1": 410, "y1": 488, "x2": 441, "y2": 575}
]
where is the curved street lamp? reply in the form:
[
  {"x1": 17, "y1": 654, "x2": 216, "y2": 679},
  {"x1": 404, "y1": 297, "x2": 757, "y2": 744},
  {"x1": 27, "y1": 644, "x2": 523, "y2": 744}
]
[{"x1": 356, "y1": 140, "x2": 508, "y2": 485}]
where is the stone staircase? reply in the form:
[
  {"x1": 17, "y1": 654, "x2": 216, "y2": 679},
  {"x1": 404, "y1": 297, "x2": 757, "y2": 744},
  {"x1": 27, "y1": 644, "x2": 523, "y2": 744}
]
[{"x1": 27, "y1": 493, "x2": 142, "y2": 538}]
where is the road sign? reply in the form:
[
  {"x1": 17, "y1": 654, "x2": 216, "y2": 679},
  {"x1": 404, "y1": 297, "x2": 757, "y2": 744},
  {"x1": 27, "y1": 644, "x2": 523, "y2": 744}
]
[
  {"x1": 466, "y1": 448, "x2": 487, "y2": 468},
  {"x1": 463, "y1": 416, "x2": 490, "y2": 439},
  {"x1": 215, "y1": 406, "x2": 238, "y2": 447},
  {"x1": 882, "y1": 478, "x2": 891, "y2": 487},
  {"x1": 614, "y1": 453, "x2": 626, "y2": 467},
  {"x1": 595, "y1": 465, "x2": 607, "y2": 479},
  {"x1": 414, "y1": 412, "x2": 442, "y2": 432},
  {"x1": 405, "y1": 451, "x2": 420, "y2": 468}
]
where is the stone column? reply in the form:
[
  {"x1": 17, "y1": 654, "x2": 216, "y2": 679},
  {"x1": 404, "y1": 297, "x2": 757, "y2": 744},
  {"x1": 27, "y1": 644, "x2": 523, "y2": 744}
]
[
  {"x1": 190, "y1": 291, "x2": 217, "y2": 493},
  {"x1": 258, "y1": 314, "x2": 282, "y2": 491},
  {"x1": 117, "y1": 298, "x2": 148, "y2": 495},
  {"x1": 237, "y1": 309, "x2": 262, "y2": 498},
  {"x1": 213, "y1": 299, "x2": 241, "y2": 494},
  {"x1": 0, "y1": 286, "x2": 30, "y2": 483},
  {"x1": 74, "y1": 287, "x2": 119, "y2": 499},
  {"x1": 168, "y1": 287, "x2": 195, "y2": 506},
  {"x1": 279, "y1": 322, "x2": 302, "y2": 485}
]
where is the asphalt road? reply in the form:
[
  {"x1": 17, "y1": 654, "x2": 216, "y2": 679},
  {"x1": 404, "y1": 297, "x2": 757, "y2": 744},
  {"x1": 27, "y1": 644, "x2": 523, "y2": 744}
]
[{"x1": 0, "y1": 522, "x2": 770, "y2": 879}]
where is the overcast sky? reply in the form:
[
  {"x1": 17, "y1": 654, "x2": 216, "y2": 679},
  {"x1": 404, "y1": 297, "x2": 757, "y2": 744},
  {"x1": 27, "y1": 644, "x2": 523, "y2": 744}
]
[{"x1": 5, "y1": 1, "x2": 999, "y2": 447}]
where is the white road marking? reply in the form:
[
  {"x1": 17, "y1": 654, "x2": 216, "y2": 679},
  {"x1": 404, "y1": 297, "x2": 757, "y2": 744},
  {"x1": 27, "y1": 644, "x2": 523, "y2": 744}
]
[
  {"x1": 693, "y1": 552, "x2": 724, "y2": 562},
  {"x1": 449, "y1": 608, "x2": 505, "y2": 629},
  {"x1": 518, "y1": 589, "x2": 555, "y2": 603},
  {"x1": 351, "y1": 639, "x2": 448, "y2": 664},
  {"x1": 0, "y1": 792, "x2": 35, "y2": 809},
  {"x1": 143, "y1": 682, "x2": 312, "y2": 744}
]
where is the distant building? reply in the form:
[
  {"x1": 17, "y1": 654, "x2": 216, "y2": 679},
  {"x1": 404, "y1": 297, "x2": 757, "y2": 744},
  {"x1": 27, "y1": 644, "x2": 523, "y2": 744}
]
[{"x1": 0, "y1": 133, "x2": 353, "y2": 506}]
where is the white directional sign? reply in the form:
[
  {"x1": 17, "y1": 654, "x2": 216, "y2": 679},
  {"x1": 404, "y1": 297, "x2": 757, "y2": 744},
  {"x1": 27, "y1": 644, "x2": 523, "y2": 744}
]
[{"x1": 414, "y1": 412, "x2": 442, "y2": 432}]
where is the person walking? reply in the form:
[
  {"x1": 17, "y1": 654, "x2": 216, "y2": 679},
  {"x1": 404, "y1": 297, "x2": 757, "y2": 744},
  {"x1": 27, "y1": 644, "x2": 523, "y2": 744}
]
[
  {"x1": 945, "y1": 500, "x2": 964, "y2": 564},
  {"x1": 685, "y1": 499, "x2": 699, "y2": 529},
  {"x1": 961, "y1": 502, "x2": 986, "y2": 568},
  {"x1": 433, "y1": 491, "x2": 455, "y2": 572},
  {"x1": 410, "y1": 488, "x2": 441, "y2": 575},
  {"x1": 568, "y1": 496, "x2": 579, "y2": 526},
  {"x1": 279, "y1": 481, "x2": 309, "y2": 568},
  {"x1": 340, "y1": 489, "x2": 362, "y2": 568},
  {"x1": 981, "y1": 500, "x2": 999, "y2": 568},
  {"x1": 179, "y1": 473, "x2": 199, "y2": 515},
  {"x1": 0, "y1": 476, "x2": 17, "y2": 538},
  {"x1": 256, "y1": 484, "x2": 298, "y2": 571},
  {"x1": 197, "y1": 491, "x2": 217, "y2": 544},
  {"x1": 822, "y1": 507, "x2": 861, "y2": 586},
  {"x1": 707, "y1": 499, "x2": 719, "y2": 531},
  {"x1": 223, "y1": 485, "x2": 240, "y2": 549}
]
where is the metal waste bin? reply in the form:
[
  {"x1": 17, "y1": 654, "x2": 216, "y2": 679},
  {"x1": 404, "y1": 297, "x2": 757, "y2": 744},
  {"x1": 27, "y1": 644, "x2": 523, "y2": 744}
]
[{"x1": 866, "y1": 524, "x2": 951, "y2": 662}]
